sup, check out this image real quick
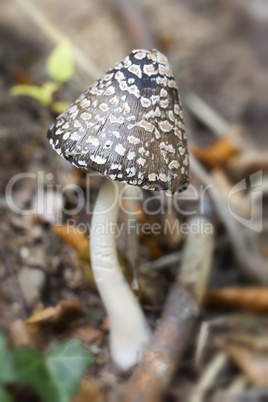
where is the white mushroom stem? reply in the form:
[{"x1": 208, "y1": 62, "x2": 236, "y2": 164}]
[{"x1": 90, "y1": 178, "x2": 151, "y2": 371}]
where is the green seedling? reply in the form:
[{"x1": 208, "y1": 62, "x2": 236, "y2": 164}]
[{"x1": 10, "y1": 41, "x2": 74, "y2": 114}]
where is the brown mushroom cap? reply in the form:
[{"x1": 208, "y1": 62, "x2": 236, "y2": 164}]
[{"x1": 47, "y1": 49, "x2": 189, "y2": 195}]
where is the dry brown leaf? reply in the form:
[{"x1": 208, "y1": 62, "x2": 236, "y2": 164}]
[
  {"x1": 222, "y1": 334, "x2": 268, "y2": 386},
  {"x1": 13, "y1": 68, "x2": 35, "y2": 85},
  {"x1": 61, "y1": 322, "x2": 103, "y2": 346},
  {"x1": 52, "y1": 224, "x2": 89, "y2": 252},
  {"x1": 191, "y1": 136, "x2": 238, "y2": 168},
  {"x1": 26, "y1": 298, "x2": 84, "y2": 325},
  {"x1": 9, "y1": 319, "x2": 44, "y2": 348},
  {"x1": 204, "y1": 287, "x2": 268, "y2": 312},
  {"x1": 27, "y1": 306, "x2": 56, "y2": 324},
  {"x1": 72, "y1": 379, "x2": 103, "y2": 402},
  {"x1": 9, "y1": 319, "x2": 33, "y2": 347},
  {"x1": 139, "y1": 235, "x2": 164, "y2": 258}
]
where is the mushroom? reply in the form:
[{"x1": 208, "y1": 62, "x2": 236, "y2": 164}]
[{"x1": 47, "y1": 49, "x2": 189, "y2": 370}]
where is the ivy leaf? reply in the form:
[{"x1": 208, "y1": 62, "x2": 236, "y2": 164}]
[
  {"x1": 0, "y1": 336, "x2": 94, "y2": 402},
  {"x1": 0, "y1": 334, "x2": 17, "y2": 384},
  {"x1": 10, "y1": 85, "x2": 52, "y2": 106},
  {"x1": 46, "y1": 42, "x2": 74, "y2": 83},
  {"x1": 12, "y1": 347, "x2": 65, "y2": 402},
  {"x1": 46, "y1": 339, "x2": 95, "y2": 397}
]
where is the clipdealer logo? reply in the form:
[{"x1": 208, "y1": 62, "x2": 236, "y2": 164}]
[{"x1": 5, "y1": 170, "x2": 264, "y2": 234}]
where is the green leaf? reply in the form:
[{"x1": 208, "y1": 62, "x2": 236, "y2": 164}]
[
  {"x1": 51, "y1": 101, "x2": 70, "y2": 114},
  {"x1": 46, "y1": 42, "x2": 74, "y2": 83},
  {"x1": 12, "y1": 347, "x2": 65, "y2": 402},
  {"x1": 0, "y1": 386, "x2": 12, "y2": 402},
  {"x1": 0, "y1": 335, "x2": 94, "y2": 402},
  {"x1": 0, "y1": 334, "x2": 17, "y2": 384},
  {"x1": 46, "y1": 339, "x2": 95, "y2": 397},
  {"x1": 10, "y1": 85, "x2": 52, "y2": 106},
  {"x1": 42, "y1": 81, "x2": 61, "y2": 97}
]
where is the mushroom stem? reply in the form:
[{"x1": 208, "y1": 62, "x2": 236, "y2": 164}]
[{"x1": 90, "y1": 178, "x2": 151, "y2": 370}]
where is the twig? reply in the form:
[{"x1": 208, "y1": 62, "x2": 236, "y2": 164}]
[
  {"x1": 184, "y1": 91, "x2": 230, "y2": 136},
  {"x1": 184, "y1": 92, "x2": 246, "y2": 153},
  {"x1": 142, "y1": 251, "x2": 181, "y2": 271},
  {"x1": 227, "y1": 375, "x2": 248, "y2": 395},
  {"x1": 13, "y1": 0, "x2": 102, "y2": 82},
  {"x1": 122, "y1": 216, "x2": 215, "y2": 402},
  {"x1": 195, "y1": 321, "x2": 210, "y2": 366},
  {"x1": 227, "y1": 151, "x2": 268, "y2": 177},
  {"x1": 204, "y1": 287, "x2": 268, "y2": 312},
  {"x1": 123, "y1": 287, "x2": 197, "y2": 402},
  {"x1": 190, "y1": 155, "x2": 268, "y2": 284},
  {"x1": 0, "y1": 244, "x2": 27, "y2": 319},
  {"x1": 179, "y1": 216, "x2": 215, "y2": 303},
  {"x1": 189, "y1": 352, "x2": 229, "y2": 402}
]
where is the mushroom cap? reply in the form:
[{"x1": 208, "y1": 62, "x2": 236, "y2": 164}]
[{"x1": 47, "y1": 49, "x2": 189, "y2": 195}]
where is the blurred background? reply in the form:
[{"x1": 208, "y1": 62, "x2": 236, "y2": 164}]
[{"x1": 0, "y1": 0, "x2": 267, "y2": 401}]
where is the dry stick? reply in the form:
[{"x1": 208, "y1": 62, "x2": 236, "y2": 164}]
[
  {"x1": 190, "y1": 155, "x2": 267, "y2": 283},
  {"x1": 190, "y1": 352, "x2": 229, "y2": 402},
  {"x1": 184, "y1": 91, "x2": 230, "y2": 136},
  {"x1": 227, "y1": 151, "x2": 268, "y2": 177},
  {"x1": 0, "y1": 244, "x2": 27, "y2": 320},
  {"x1": 13, "y1": 0, "x2": 102, "y2": 82},
  {"x1": 142, "y1": 251, "x2": 182, "y2": 271},
  {"x1": 227, "y1": 376, "x2": 248, "y2": 397},
  {"x1": 184, "y1": 91, "x2": 245, "y2": 151},
  {"x1": 123, "y1": 216, "x2": 215, "y2": 402}
]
